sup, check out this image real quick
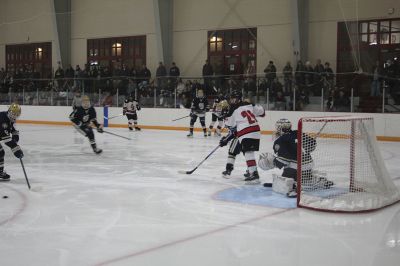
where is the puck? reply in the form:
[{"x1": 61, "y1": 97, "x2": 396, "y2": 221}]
[{"x1": 3, "y1": 196, "x2": 8, "y2": 199}]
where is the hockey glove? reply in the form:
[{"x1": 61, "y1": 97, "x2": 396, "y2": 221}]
[
  {"x1": 123, "y1": 110, "x2": 126, "y2": 115},
  {"x1": 219, "y1": 136, "x2": 229, "y2": 147},
  {"x1": 13, "y1": 146, "x2": 24, "y2": 158},
  {"x1": 137, "y1": 105, "x2": 141, "y2": 111},
  {"x1": 97, "y1": 125, "x2": 104, "y2": 133}
]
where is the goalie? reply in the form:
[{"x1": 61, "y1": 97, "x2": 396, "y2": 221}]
[{"x1": 258, "y1": 118, "x2": 333, "y2": 197}]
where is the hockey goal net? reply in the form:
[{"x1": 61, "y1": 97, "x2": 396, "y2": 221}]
[{"x1": 297, "y1": 116, "x2": 400, "y2": 212}]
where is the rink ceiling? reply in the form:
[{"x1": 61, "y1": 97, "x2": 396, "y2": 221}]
[{"x1": 0, "y1": 115, "x2": 400, "y2": 265}]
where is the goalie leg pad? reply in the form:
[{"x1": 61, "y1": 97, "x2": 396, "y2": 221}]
[{"x1": 272, "y1": 174, "x2": 295, "y2": 195}]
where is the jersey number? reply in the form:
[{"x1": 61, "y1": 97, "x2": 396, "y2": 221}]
[{"x1": 241, "y1": 110, "x2": 257, "y2": 124}]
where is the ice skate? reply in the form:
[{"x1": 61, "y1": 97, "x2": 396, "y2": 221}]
[
  {"x1": 0, "y1": 172, "x2": 10, "y2": 181},
  {"x1": 222, "y1": 169, "x2": 232, "y2": 178},
  {"x1": 244, "y1": 171, "x2": 260, "y2": 184}
]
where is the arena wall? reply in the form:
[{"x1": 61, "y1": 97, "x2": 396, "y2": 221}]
[
  {"x1": 1, "y1": 0, "x2": 400, "y2": 75},
  {"x1": 2, "y1": 105, "x2": 399, "y2": 141},
  {"x1": 307, "y1": 0, "x2": 400, "y2": 71}
]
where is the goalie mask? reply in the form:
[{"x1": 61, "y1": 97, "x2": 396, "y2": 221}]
[
  {"x1": 275, "y1": 118, "x2": 292, "y2": 138},
  {"x1": 82, "y1": 95, "x2": 91, "y2": 109},
  {"x1": 8, "y1": 103, "x2": 21, "y2": 122}
]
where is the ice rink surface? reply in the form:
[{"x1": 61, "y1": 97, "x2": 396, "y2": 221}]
[{"x1": 1, "y1": 125, "x2": 400, "y2": 266}]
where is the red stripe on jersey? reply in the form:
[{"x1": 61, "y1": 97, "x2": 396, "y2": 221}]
[
  {"x1": 246, "y1": 160, "x2": 256, "y2": 167},
  {"x1": 237, "y1": 125, "x2": 260, "y2": 137}
]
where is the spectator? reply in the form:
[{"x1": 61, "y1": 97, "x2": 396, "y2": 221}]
[
  {"x1": 334, "y1": 90, "x2": 351, "y2": 112},
  {"x1": 313, "y1": 59, "x2": 324, "y2": 95},
  {"x1": 74, "y1": 65, "x2": 82, "y2": 89},
  {"x1": 138, "y1": 64, "x2": 151, "y2": 85},
  {"x1": 202, "y1": 59, "x2": 214, "y2": 93},
  {"x1": 323, "y1": 62, "x2": 334, "y2": 90},
  {"x1": 169, "y1": 62, "x2": 180, "y2": 85},
  {"x1": 244, "y1": 61, "x2": 256, "y2": 98},
  {"x1": 274, "y1": 91, "x2": 287, "y2": 110},
  {"x1": 283, "y1": 61, "x2": 293, "y2": 95},
  {"x1": 304, "y1": 61, "x2": 314, "y2": 89},
  {"x1": 156, "y1": 62, "x2": 167, "y2": 90},
  {"x1": 370, "y1": 61, "x2": 382, "y2": 96},
  {"x1": 264, "y1": 61, "x2": 277, "y2": 88},
  {"x1": 102, "y1": 91, "x2": 114, "y2": 107},
  {"x1": 54, "y1": 64, "x2": 64, "y2": 90},
  {"x1": 295, "y1": 60, "x2": 305, "y2": 89}
]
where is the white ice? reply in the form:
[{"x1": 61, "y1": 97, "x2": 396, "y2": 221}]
[{"x1": 1, "y1": 125, "x2": 400, "y2": 266}]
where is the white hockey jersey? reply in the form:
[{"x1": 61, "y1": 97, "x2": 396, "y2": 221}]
[
  {"x1": 225, "y1": 103, "x2": 265, "y2": 141},
  {"x1": 123, "y1": 99, "x2": 140, "y2": 115}
]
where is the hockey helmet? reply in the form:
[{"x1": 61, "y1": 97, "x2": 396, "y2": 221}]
[
  {"x1": 229, "y1": 90, "x2": 242, "y2": 104},
  {"x1": 8, "y1": 103, "x2": 21, "y2": 121},
  {"x1": 217, "y1": 99, "x2": 229, "y2": 111},
  {"x1": 275, "y1": 118, "x2": 292, "y2": 137},
  {"x1": 82, "y1": 95, "x2": 91, "y2": 109}
]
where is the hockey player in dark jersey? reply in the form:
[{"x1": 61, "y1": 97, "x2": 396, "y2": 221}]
[
  {"x1": 123, "y1": 93, "x2": 141, "y2": 131},
  {"x1": 208, "y1": 95, "x2": 225, "y2": 136},
  {"x1": 187, "y1": 89, "x2": 210, "y2": 137},
  {"x1": 258, "y1": 118, "x2": 333, "y2": 197},
  {"x1": 70, "y1": 95, "x2": 103, "y2": 154},
  {"x1": 0, "y1": 103, "x2": 24, "y2": 181}
]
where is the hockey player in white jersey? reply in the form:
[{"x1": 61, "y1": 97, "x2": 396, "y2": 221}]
[
  {"x1": 219, "y1": 90, "x2": 265, "y2": 184},
  {"x1": 123, "y1": 93, "x2": 141, "y2": 131}
]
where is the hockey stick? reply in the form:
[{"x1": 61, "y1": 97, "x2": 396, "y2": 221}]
[
  {"x1": 102, "y1": 130, "x2": 131, "y2": 140},
  {"x1": 172, "y1": 115, "x2": 190, "y2": 122},
  {"x1": 104, "y1": 113, "x2": 124, "y2": 120},
  {"x1": 20, "y1": 158, "x2": 31, "y2": 190},
  {"x1": 178, "y1": 145, "x2": 220, "y2": 175}
]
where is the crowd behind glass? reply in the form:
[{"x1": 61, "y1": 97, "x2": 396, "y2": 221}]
[{"x1": 0, "y1": 57, "x2": 399, "y2": 113}]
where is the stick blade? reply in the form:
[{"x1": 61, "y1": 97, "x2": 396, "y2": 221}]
[{"x1": 178, "y1": 170, "x2": 189, "y2": 174}]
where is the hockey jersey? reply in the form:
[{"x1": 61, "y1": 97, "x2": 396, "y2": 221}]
[
  {"x1": 70, "y1": 106, "x2": 100, "y2": 127},
  {"x1": 191, "y1": 97, "x2": 209, "y2": 117},
  {"x1": 273, "y1": 130, "x2": 315, "y2": 169},
  {"x1": 123, "y1": 97, "x2": 140, "y2": 115},
  {"x1": 0, "y1": 112, "x2": 19, "y2": 145},
  {"x1": 225, "y1": 102, "x2": 265, "y2": 141},
  {"x1": 211, "y1": 97, "x2": 225, "y2": 117}
]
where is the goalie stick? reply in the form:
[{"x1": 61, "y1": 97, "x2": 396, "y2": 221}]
[{"x1": 178, "y1": 145, "x2": 220, "y2": 175}]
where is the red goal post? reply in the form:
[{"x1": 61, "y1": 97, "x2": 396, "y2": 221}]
[{"x1": 297, "y1": 116, "x2": 400, "y2": 212}]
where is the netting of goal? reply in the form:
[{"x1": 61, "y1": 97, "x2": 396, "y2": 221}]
[{"x1": 298, "y1": 116, "x2": 400, "y2": 212}]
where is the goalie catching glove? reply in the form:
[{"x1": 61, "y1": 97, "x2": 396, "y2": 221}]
[{"x1": 258, "y1": 152, "x2": 276, "y2": 170}]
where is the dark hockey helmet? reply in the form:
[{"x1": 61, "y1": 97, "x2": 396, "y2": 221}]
[
  {"x1": 229, "y1": 90, "x2": 242, "y2": 104},
  {"x1": 275, "y1": 118, "x2": 292, "y2": 137}
]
